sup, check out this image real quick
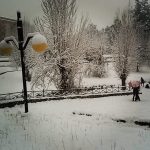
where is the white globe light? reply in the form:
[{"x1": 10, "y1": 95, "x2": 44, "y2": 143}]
[{"x1": 32, "y1": 33, "x2": 48, "y2": 53}]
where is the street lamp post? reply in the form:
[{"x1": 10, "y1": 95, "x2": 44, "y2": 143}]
[
  {"x1": 17, "y1": 11, "x2": 28, "y2": 113},
  {"x1": 0, "y1": 11, "x2": 48, "y2": 113}
]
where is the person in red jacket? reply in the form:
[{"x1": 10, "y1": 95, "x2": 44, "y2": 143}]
[{"x1": 129, "y1": 81, "x2": 140, "y2": 101}]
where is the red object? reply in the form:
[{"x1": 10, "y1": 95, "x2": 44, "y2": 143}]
[{"x1": 129, "y1": 81, "x2": 140, "y2": 88}]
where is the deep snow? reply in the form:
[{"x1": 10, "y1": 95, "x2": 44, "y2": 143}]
[
  {"x1": 0, "y1": 92, "x2": 150, "y2": 150},
  {"x1": 0, "y1": 61, "x2": 150, "y2": 150}
]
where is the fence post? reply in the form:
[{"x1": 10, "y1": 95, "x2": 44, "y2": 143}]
[
  {"x1": 112, "y1": 86, "x2": 114, "y2": 93},
  {"x1": 9, "y1": 93, "x2": 11, "y2": 100},
  {"x1": 92, "y1": 87, "x2": 94, "y2": 94},
  {"x1": 43, "y1": 89, "x2": 45, "y2": 97},
  {"x1": 22, "y1": 89, "x2": 24, "y2": 98},
  {"x1": 118, "y1": 85, "x2": 120, "y2": 92},
  {"x1": 32, "y1": 90, "x2": 34, "y2": 98},
  {"x1": 128, "y1": 86, "x2": 131, "y2": 91},
  {"x1": 105, "y1": 86, "x2": 107, "y2": 93}
]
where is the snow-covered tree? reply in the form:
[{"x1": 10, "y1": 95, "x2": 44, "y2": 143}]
[
  {"x1": 27, "y1": 0, "x2": 89, "y2": 90},
  {"x1": 112, "y1": 9, "x2": 138, "y2": 88},
  {"x1": 85, "y1": 23, "x2": 107, "y2": 77}
]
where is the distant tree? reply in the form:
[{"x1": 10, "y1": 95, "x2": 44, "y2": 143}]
[
  {"x1": 104, "y1": 25, "x2": 115, "y2": 54},
  {"x1": 85, "y1": 23, "x2": 107, "y2": 77},
  {"x1": 132, "y1": 0, "x2": 150, "y2": 66},
  {"x1": 133, "y1": 0, "x2": 150, "y2": 31},
  {"x1": 112, "y1": 9, "x2": 138, "y2": 89},
  {"x1": 104, "y1": 14, "x2": 122, "y2": 55}
]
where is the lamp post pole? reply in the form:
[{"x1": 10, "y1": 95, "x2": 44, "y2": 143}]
[
  {"x1": 17, "y1": 11, "x2": 28, "y2": 113},
  {"x1": 0, "y1": 12, "x2": 48, "y2": 113}
]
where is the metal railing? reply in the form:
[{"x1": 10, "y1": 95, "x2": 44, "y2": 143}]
[{"x1": 0, "y1": 85, "x2": 131, "y2": 103}]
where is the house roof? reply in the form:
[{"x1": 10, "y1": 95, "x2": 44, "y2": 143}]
[{"x1": 0, "y1": 16, "x2": 16, "y2": 23}]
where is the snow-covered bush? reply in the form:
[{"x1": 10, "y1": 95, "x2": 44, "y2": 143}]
[{"x1": 84, "y1": 61, "x2": 105, "y2": 78}]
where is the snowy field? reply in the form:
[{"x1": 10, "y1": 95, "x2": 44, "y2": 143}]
[
  {"x1": 0, "y1": 89, "x2": 150, "y2": 150},
  {"x1": 0, "y1": 62, "x2": 150, "y2": 150}
]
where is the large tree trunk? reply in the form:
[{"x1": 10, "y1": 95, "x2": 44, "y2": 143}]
[
  {"x1": 136, "y1": 63, "x2": 139, "y2": 72},
  {"x1": 59, "y1": 59, "x2": 74, "y2": 90},
  {"x1": 59, "y1": 66, "x2": 68, "y2": 90},
  {"x1": 120, "y1": 73, "x2": 126, "y2": 90}
]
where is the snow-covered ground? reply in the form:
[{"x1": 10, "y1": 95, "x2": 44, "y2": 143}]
[
  {"x1": 0, "y1": 89, "x2": 150, "y2": 150},
  {"x1": 0, "y1": 61, "x2": 150, "y2": 150},
  {"x1": 82, "y1": 63, "x2": 150, "y2": 87}
]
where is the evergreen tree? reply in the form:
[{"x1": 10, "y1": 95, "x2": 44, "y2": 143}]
[
  {"x1": 133, "y1": 0, "x2": 150, "y2": 66},
  {"x1": 85, "y1": 23, "x2": 109, "y2": 78},
  {"x1": 134, "y1": 0, "x2": 150, "y2": 31}
]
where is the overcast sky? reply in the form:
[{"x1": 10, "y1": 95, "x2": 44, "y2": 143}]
[{"x1": 0, "y1": 0, "x2": 134, "y2": 29}]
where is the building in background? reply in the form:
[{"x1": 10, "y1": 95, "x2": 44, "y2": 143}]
[{"x1": 0, "y1": 16, "x2": 17, "y2": 42}]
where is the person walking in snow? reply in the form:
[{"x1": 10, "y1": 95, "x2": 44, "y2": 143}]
[
  {"x1": 128, "y1": 81, "x2": 132, "y2": 90},
  {"x1": 140, "y1": 77, "x2": 145, "y2": 87},
  {"x1": 132, "y1": 87, "x2": 136, "y2": 101},
  {"x1": 129, "y1": 81, "x2": 141, "y2": 101},
  {"x1": 133, "y1": 86, "x2": 140, "y2": 101}
]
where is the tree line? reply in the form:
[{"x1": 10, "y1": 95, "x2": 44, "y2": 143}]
[
  {"x1": 7, "y1": 0, "x2": 150, "y2": 90},
  {"x1": 104, "y1": 0, "x2": 150, "y2": 87}
]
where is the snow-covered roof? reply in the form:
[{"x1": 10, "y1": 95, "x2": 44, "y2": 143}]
[{"x1": 0, "y1": 16, "x2": 16, "y2": 23}]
